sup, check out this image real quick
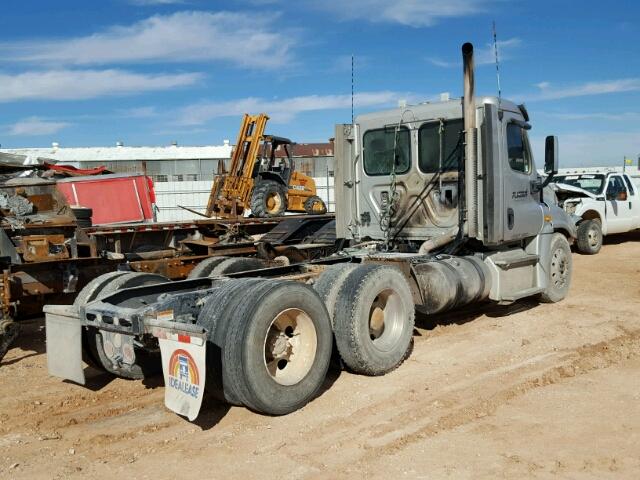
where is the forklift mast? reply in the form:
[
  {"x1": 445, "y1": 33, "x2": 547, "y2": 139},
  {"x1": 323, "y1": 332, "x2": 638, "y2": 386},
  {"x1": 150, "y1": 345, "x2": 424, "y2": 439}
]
[{"x1": 206, "y1": 114, "x2": 269, "y2": 218}]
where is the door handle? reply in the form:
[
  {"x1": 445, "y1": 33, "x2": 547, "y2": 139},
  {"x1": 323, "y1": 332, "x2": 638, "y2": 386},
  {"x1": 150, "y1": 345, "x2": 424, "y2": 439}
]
[{"x1": 507, "y1": 208, "x2": 514, "y2": 230}]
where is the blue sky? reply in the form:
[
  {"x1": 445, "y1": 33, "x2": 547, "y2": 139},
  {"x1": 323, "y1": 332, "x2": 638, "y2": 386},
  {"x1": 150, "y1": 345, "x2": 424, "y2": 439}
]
[{"x1": 0, "y1": 0, "x2": 638, "y2": 167}]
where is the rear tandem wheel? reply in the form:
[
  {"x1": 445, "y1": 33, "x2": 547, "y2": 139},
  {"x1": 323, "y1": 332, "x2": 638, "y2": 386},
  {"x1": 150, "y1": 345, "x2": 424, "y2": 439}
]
[
  {"x1": 74, "y1": 271, "x2": 169, "y2": 379},
  {"x1": 198, "y1": 279, "x2": 333, "y2": 415}
]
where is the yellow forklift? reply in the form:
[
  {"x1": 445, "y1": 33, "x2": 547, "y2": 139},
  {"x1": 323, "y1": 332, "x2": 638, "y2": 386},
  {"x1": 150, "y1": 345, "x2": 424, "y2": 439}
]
[{"x1": 206, "y1": 114, "x2": 327, "y2": 218}]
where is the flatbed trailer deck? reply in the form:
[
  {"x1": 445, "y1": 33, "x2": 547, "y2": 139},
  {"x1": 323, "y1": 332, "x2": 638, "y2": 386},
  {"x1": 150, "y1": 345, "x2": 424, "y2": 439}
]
[{"x1": 1, "y1": 214, "x2": 335, "y2": 362}]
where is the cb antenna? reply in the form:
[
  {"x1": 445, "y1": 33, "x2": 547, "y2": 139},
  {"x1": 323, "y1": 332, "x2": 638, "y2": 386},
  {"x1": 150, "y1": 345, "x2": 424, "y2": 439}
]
[
  {"x1": 492, "y1": 21, "x2": 502, "y2": 112},
  {"x1": 351, "y1": 54, "x2": 355, "y2": 124}
]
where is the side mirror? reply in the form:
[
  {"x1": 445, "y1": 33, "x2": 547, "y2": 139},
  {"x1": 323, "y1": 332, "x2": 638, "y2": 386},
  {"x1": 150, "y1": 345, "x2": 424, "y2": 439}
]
[{"x1": 544, "y1": 136, "x2": 559, "y2": 175}]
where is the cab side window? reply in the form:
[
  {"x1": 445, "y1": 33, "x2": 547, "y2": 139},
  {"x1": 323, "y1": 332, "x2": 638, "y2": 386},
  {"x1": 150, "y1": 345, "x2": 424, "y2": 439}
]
[
  {"x1": 418, "y1": 119, "x2": 463, "y2": 173},
  {"x1": 363, "y1": 127, "x2": 411, "y2": 176},
  {"x1": 506, "y1": 123, "x2": 531, "y2": 174},
  {"x1": 623, "y1": 175, "x2": 635, "y2": 195},
  {"x1": 606, "y1": 176, "x2": 627, "y2": 198}
]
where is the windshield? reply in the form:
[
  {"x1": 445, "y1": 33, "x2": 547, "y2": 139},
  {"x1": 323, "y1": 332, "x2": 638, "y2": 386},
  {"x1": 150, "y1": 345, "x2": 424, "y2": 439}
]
[{"x1": 554, "y1": 174, "x2": 605, "y2": 194}]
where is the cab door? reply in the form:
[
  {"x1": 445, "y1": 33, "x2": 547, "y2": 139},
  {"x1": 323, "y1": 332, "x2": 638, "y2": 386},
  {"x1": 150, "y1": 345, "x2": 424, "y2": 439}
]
[
  {"x1": 605, "y1": 175, "x2": 634, "y2": 233},
  {"x1": 500, "y1": 115, "x2": 544, "y2": 242},
  {"x1": 622, "y1": 175, "x2": 640, "y2": 229}
]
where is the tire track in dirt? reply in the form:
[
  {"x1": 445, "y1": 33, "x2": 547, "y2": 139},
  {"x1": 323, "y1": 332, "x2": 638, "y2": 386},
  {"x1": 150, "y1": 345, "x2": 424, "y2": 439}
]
[
  {"x1": 254, "y1": 326, "x2": 640, "y2": 477},
  {"x1": 345, "y1": 328, "x2": 640, "y2": 475}
]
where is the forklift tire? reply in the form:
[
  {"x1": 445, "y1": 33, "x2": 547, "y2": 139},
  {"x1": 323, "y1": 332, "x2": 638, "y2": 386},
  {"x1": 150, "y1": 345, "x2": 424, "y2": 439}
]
[
  {"x1": 222, "y1": 280, "x2": 333, "y2": 415},
  {"x1": 251, "y1": 180, "x2": 287, "y2": 217},
  {"x1": 313, "y1": 263, "x2": 358, "y2": 326},
  {"x1": 73, "y1": 271, "x2": 130, "y2": 311},
  {"x1": 333, "y1": 264, "x2": 415, "y2": 376},
  {"x1": 187, "y1": 256, "x2": 229, "y2": 279},
  {"x1": 304, "y1": 195, "x2": 327, "y2": 215},
  {"x1": 209, "y1": 257, "x2": 266, "y2": 276},
  {"x1": 540, "y1": 233, "x2": 572, "y2": 303},
  {"x1": 576, "y1": 219, "x2": 602, "y2": 255},
  {"x1": 81, "y1": 272, "x2": 169, "y2": 379}
]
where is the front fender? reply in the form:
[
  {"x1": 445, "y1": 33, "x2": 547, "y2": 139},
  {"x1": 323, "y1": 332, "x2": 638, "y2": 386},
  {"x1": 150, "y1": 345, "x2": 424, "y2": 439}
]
[
  {"x1": 574, "y1": 203, "x2": 607, "y2": 235},
  {"x1": 547, "y1": 203, "x2": 577, "y2": 240}
]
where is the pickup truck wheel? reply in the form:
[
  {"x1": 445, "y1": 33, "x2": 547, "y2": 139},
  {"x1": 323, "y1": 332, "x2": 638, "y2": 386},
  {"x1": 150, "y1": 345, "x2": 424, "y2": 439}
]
[
  {"x1": 333, "y1": 265, "x2": 415, "y2": 376},
  {"x1": 576, "y1": 219, "x2": 602, "y2": 255},
  {"x1": 222, "y1": 281, "x2": 332, "y2": 415},
  {"x1": 187, "y1": 256, "x2": 229, "y2": 279},
  {"x1": 540, "y1": 233, "x2": 572, "y2": 303},
  {"x1": 81, "y1": 272, "x2": 169, "y2": 379},
  {"x1": 313, "y1": 263, "x2": 358, "y2": 326},
  {"x1": 209, "y1": 257, "x2": 266, "y2": 276}
]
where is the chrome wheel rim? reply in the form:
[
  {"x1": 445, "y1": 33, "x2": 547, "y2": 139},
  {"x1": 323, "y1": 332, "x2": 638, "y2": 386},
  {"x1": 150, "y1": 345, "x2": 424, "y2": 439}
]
[
  {"x1": 368, "y1": 288, "x2": 405, "y2": 352},
  {"x1": 550, "y1": 247, "x2": 569, "y2": 288},
  {"x1": 588, "y1": 225, "x2": 600, "y2": 248},
  {"x1": 263, "y1": 308, "x2": 317, "y2": 386}
]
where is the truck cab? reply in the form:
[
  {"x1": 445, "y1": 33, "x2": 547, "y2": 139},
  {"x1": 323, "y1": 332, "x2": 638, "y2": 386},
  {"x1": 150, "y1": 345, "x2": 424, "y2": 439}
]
[
  {"x1": 552, "y1": 170, "x2": 640, "y2": 254},
  {"x1": 335, "y1": 96, "x2": 574, "y2": 249}
]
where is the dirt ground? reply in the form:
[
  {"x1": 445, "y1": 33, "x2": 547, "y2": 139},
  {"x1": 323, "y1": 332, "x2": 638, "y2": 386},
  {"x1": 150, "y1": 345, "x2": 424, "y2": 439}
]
[{"x1": 1, "y1": 233, "x2": 640, "y2": 479}]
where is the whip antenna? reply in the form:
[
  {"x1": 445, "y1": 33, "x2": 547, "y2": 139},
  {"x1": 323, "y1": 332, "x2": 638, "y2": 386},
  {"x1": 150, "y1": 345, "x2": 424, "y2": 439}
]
[
  {"x1": 492, "y1": 21, "x2": 502, "y2": 109},
  {"x1": 351, "y1": 54, "x2": 355, "y2": 124}
]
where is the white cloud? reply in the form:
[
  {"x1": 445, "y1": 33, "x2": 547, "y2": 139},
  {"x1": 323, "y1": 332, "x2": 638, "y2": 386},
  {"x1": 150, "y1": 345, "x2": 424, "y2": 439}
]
[
  {"x1": 315, "y1": 0, "x2": 495, "y2": 27},
  {"x1": 527, "y1": 78, "x2": 640, "y2": 101},
  {"x1": 0, "y1": 11, "x2": 293, "y2": 68},
  {"x1": 0, "y1": 69, "x2": 201, "y2": 102},
  {"x1": 428, "y1": 38, "x2": 521, "y2": 68},
  {"x1": 531, "y1": 131, "x2": 640, "y2": 168},
  {"x1": 179, "y1": 91, "x2": 412, "y2": 125},
  {"x1": 8, "y1": 117, "x2": 70, "y2": 136}
]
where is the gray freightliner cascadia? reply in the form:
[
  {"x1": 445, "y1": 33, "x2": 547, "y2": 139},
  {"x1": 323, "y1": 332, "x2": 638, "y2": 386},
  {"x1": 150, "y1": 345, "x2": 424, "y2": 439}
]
[
  {"x1": 45, "y1": 43, "x2": 577, "y2": 420},
  {"x1": 335, "y1": 43, "x2": 575, "y2": 310}
]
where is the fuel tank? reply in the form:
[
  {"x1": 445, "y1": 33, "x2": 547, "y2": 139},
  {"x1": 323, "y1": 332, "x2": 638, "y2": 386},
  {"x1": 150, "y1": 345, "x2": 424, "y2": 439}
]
[{"x1": 412, "y1": 255, "x2": 492, "y2": 315}]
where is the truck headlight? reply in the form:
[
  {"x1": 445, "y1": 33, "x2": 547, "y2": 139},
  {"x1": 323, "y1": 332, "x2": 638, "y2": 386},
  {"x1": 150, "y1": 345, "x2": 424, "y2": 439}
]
[{"x1": 564, "y1": 202, "x2": 577, "y2": 215}]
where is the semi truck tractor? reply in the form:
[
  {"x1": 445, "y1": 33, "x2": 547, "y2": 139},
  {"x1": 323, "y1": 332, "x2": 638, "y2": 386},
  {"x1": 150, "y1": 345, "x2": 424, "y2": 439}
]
[{"x1": 45, "y1": 43, "x2": 576, "y2": 420}]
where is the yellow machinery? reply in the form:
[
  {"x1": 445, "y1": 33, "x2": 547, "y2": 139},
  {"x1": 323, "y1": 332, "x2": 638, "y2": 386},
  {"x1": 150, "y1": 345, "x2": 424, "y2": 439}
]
[{"x1": 206, "y1": 114, "x2": 327, "y2": 218}]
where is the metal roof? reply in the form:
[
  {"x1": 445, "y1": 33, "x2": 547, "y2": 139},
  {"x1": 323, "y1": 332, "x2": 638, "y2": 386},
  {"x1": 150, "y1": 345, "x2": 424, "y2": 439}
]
[{"x1": 0, "y1": 143, "x2": 233, "y2": 163}]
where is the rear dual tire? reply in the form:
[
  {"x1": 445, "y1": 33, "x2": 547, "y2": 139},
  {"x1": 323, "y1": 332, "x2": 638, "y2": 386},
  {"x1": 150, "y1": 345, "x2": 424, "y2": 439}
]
[
  {"x1": 314, "y1": 264, "x2": 415, "y2": 376},
  {"x1": 75, "y1": 271, "x2": 169, "y2": 379},
  {"x1": 198, "y1": 280, "x2": 333, "y2": 415},
  {"x1": 188, "y1": 256, "x2": 266, "y2": 279}
]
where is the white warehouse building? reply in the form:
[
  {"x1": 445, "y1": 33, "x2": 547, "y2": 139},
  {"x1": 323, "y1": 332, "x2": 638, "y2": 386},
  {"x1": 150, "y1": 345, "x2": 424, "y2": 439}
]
[{"x1": 0, "y1": 141, "x2": 335, "y2": 222}]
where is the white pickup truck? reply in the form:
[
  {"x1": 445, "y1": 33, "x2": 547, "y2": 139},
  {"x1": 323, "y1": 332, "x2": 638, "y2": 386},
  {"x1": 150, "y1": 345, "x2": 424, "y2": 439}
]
[{"x1": 552, "y1": 171, "x2": 640, "y2": 254}]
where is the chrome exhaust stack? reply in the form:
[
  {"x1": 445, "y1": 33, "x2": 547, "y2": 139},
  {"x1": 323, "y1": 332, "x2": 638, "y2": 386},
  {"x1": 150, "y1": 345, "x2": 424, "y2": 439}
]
[{"x1": 462, "y1": 42, "x2": 478, "y2": 238}]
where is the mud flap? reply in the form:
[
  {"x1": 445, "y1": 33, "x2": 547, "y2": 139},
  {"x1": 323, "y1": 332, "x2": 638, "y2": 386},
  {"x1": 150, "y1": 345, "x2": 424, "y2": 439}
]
[
  {"x1": 154, "y1": 327, "x2": 207, "y2": 421},
  {"x1": 43, "y1": 305, "x2": 85, "y2": 385}
]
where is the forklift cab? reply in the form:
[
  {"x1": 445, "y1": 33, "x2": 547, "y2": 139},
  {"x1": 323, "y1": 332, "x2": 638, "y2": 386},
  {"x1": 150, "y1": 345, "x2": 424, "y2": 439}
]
[{"x1": 255, "y1": 135, "x2": 294, "y2": 185}]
